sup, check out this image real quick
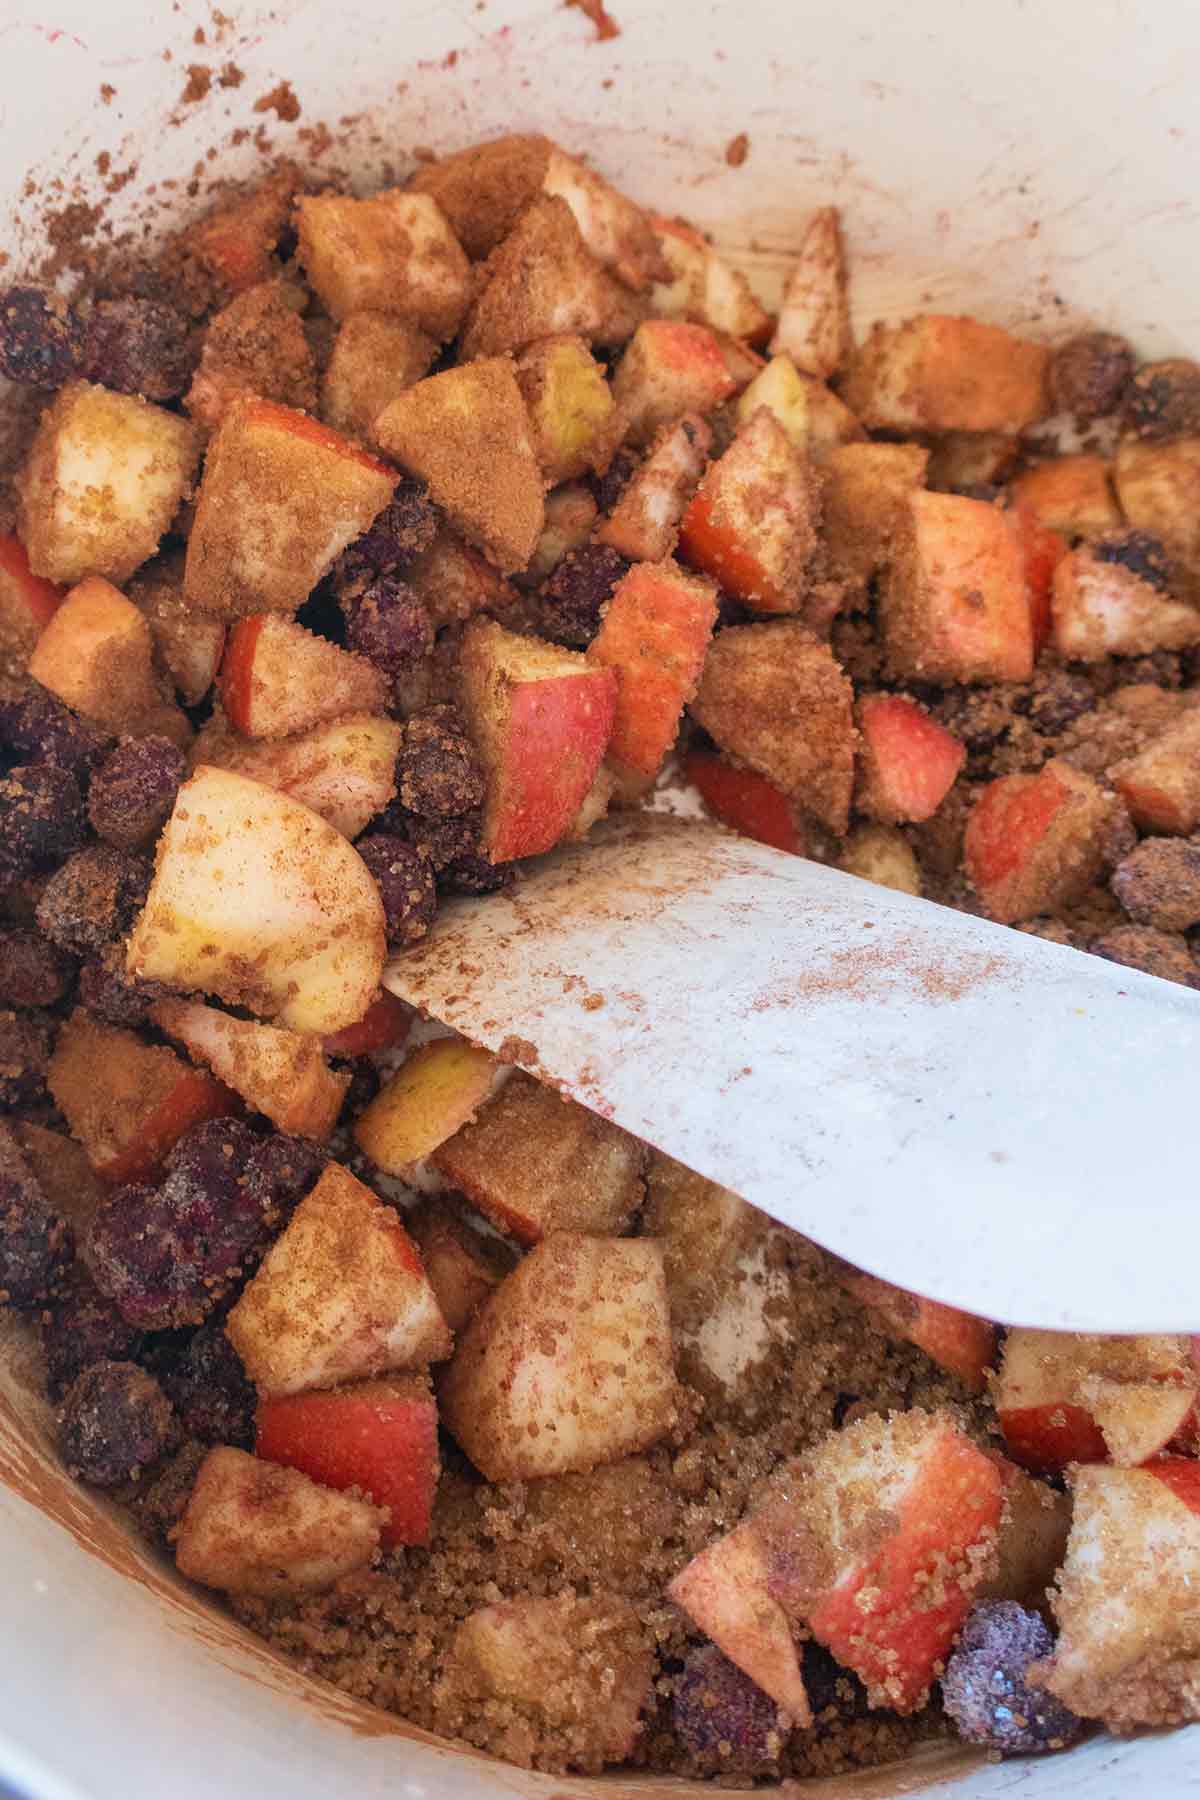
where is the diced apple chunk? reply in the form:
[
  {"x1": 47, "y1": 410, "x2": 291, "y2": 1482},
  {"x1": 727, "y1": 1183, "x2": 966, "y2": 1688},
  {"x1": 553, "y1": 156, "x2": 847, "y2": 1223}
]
[
  {"x1": 227, "y1": 1162, "x2": 451, "y2": 1397},
  {"x1": 769, "y1": 207, "x2": 851, "y2": 380},
  {"x1": 995, "y1": 1328, "x2": 1196, "y2": 1474},
  {"x1": 964, "y1": 759, "x2": 1121, "y2": 924},
  {"x1": 192, "y1": 711, "x2": 401, "y2": 841},
  {"x1": 735, "y1": 355, "x2": 864, "y2": 462},
  {"x1": 184, "y1": 399, "x2": 396, "y2": 618},
  {"x1": 522, "y1": 483, "x2": 599, "y2": 586},
  {"x1": 439, "y1": 1232, "x2": 675, "y2": 1479},
  {"x1": 458, "y1": 616, "x2": 617, "y2": 861},
  {"x1": 1112, "y1": 708, "x2": 1200, "y2": 834},
  {"x1": 690, "y1": 621, "x2": 856, "y2": 833},
  {"x1": 353, "y1": 1038, "x2": 504, "y2": 1175},
  {"x1": 649, "y1": 215, "x2": 771, "y2": 344},
  {"x1": 881, "y1": 490, "x2": 1033, "y2": 683},
  {"x1": 430, "y1": 1069, "x2": 644, "y2": 1244},
  {"x1": 18, "y1": 381, "x2": 200, "y2": 586},
  {"x1": 1113, "y1": 436, "x2": 1200, "y2": 573},
  {"x1": 405, "y1": 525, "x2": 520, "y2": 628},
  {"x1": 1039, "y1": 1462, "x2": 1200, "y2": 1728},
  {"x1": 979, "y1": 1457, "x2": 1073, "y2": 1610},
  {"x1": 175, "y1": 1446, "x2": 383, "y2": 1596},
  {"x1": 219, "y1": 613, "x2": 386, "y2": 739},
  {"x1": 185, "y1": 165, "x2": 300, "y2": 294},
  {"x1": 838, "y1": 823, "x2": 922, "y2": 895},
  {"x1": 184, "y1": 279, "x2": 317, "y2": 434},
  {"x1": 595, "y1": 414, "x2": 711, "y2": 562},
  {"x1": 374, "y1": 360, "x2": 544, "y2": 575},
  {"x1": 320, "y1": 311, "x2": 437, "y2": 443},
  {"x1": 836, "y1": 1265, "x2": 995, "y2": 1390},
  {"x1": 0, "y1": 531, "x2": 60, "y2": 672},
  {"x1": 821, "y1": 441, "x2": 929, "y2": 591},
  {"x1": 151, "y1": 998, "x2": 348, "y2": 1140},
  {"x1": 48, "y1": 1009, "x2": 238, "y2": 1183},
  {"x1": 1051, "y1": 537, "x2": 1200, "y2": 659},
  {"x1": 1010, "y1": 454, "x2": 1120, "y2": 538},
  {"x1": 515, "y1": 334, "x2": 619, "y2": 484},
  {"x1": 684, "y1": 750, "x2": 809, "y2": 855},
  {"x1": 843, "y1": 314, "x2": 1048, "y2": 434},
  {"x1": 540, "y1": 144, "x2": 667, "y2": 291},
  {"x1": 587, "y1": 558, "x2": 718, "y2": 785},
  {"x1": 461, "y1": 197, "x2": 642, "y2": 362},
  {"x1": 856, "y1": 693, "x2": 965, "y2": 825},
  {"x1": 406, "y1": 1196, "x2": 517, "y2": 1334},
  {"x1": 28, "y1": 575, "x2": 184, "y2": 740},
  {"x1": 446, "y1": 1593, "x2": 653, "y2": 1766},
  {"x1": 129, "y1": 555, "x2": 225, "y2": 706},
  {"x1": 296, "y1": 189, "x2": 471, "y2": 339},
  {"x1": 611, "y1": 320, "x2": 736, "y2": 446},
  {"x1": 679, "y1": 408, "x2": 820, "y2": 614},
  {"x1": 126, "y1": 766, "x2": 386, "y2": 1035},
  {"x1": 256, "y1": 1374, "x2": 439, "y2": 1548}
]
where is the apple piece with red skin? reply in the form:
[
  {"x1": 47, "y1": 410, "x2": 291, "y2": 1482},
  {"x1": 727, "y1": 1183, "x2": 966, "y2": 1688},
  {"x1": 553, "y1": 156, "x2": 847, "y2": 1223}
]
[
  {"x1": 587, "y1": 558, "x2": 718, "y2": 784},
  {"x1": 186, "y1": 167, "x2": 299, "y2": 294},
  {"x1": 227, "y1": 1161, "x2": 452, "y2": 1398},
  {"x1": 881, "y1": 489, "x2": 1034, "y2": 684},
  {"x1": 856, "y1": 693, "x2": 965, "y2": 826},
  {"x1": 671, "y1": 1409, "x2": 1002, "y2": 1716},
  {"x1": 684, "y1": 750, "x2": 809, "y2": 856},
  {"x1": 192, "y1": 711, "x2": 402, "y2": 842},
  {"x1": 1112, "y1": 709, "x2": 1200, "y2": 834},
  {"x1": 679, "y1": 408, "x2": 820, "y2": 614},
  {"x1": 611, "y1": 319, "x2": 736, "y2": 446},
  {"x1": 219, "y1": 613, "x2": 387, "y2": 740},
  {"x1": 595, "y1": 413, "x2": 712, "y2": 564},
  {"x1": 256, "y1": 1374, "x2": 439, "y2": 1548},
  {"x1": 836, "y1": 1265, "x2": 995, "y2": 1391},
  {"x1": 323, "y1": 991, "x2": 413, "y2": 1059},
  {"x1": 175, "y1": 1446, "x2": 383, "y2": 1597},
  {"x1": 964, "y1": 758, "x2": 1120, "y2": 925},
  {"x1": 430, "y1": 1068, "x2": 645, "y2": 1246},
  {"x1": 769, "y1": 207, "x2": 850, "y2": 380},
  {"x1": 1038, "y1": 1461, "x2": 1200, "y2": 1729},
  {"x1": 0, "y1": 531, "x2": 60, "y2": 665},
  {"x1": 184, "y1": 397, "x2": 396, "y2": 618},
  {"x1": 47, "y1": 1009, "x2": 239, "y2": 1184},
  {"x1": 151, "y1": 998, "x2": 348, "y2": 1141},
  {"x1": 126, "y1": 766, "x2": 387, "y2": 1037},
  {"x1": 354, "y1": 1038, "x2": 504, "y2": 1177},
  {"x1": 666, "y1": 1517, "x2": 813, "y2": 1724},
  {"x1": 995, "y1": 1328, "x2": 1196, "y2": 1475},
  {"x1": 458, "y1": 616, "x2": 617, "y2": 862},
  {"x1": 1013, "y1": 505, "x2": 1068, "y2": 656}
]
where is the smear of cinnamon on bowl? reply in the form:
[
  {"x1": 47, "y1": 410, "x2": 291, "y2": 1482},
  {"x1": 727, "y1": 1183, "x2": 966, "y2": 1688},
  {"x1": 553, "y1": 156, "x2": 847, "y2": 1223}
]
[{"x1": 565, "y1": 0, "x2": 621, "y2": 42}]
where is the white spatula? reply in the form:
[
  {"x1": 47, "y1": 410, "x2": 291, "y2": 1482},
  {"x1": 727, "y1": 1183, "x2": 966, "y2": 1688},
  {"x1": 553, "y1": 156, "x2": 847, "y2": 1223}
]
[{"x1": 386, "y1": 813, "x2": 1200, "y2": 1334}]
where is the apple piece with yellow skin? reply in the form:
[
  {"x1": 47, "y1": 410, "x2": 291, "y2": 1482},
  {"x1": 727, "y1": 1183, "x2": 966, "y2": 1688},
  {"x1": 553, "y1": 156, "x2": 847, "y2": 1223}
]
[{"x1": 353, "y1": 1038, "x2": 504, "y2": 1176}]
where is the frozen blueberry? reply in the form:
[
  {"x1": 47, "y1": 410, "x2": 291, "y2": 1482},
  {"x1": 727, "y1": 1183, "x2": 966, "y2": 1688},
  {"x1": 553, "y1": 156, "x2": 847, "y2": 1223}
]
[
  {"x1": 0, "y1": 286, "x2": 85, "y2": 386},
  {"x1": 357, "y1": 833, "x2": 437, "y2": 948},
  {"x1": 41, "y1": 1264, "x2": 144, "y2": 1400},
  {"x1": 941, "y1": 1601, "x2": 1084, "y2": 1754},
  {"x1": 0, "y1": 764, "x2": 84, "y2": 885},
  {"x1": 540, "y1": 543, "x2": 630, "y2": 648},
  {"x1": 88, "y1": 735, "x2": 186, "y2": 851},
  {"x1": 58, "y1": 1359, "x2": 178, "y2": 1486},
  {"x1": 77, "y1": 944, "x2": 166, "y2": 1027},
  {"x1": 1125, "y1": 357, "x2": 1200, "y2": 440},
  {"x1": 0, "y1": 682, "x2": 109, "y2": 778},
  {"x1": 673, "y1": 1645, "x2": 787, "y2": 1760},
  {"x1": 245, "y1": 1131, "x2": 325, "y2": 1220},
  {"x1": 158, "y1": 1317, "x2": 255, "y2": 1448},
  {"x1": 379, "y1": 803, "x2": 481, "y2": 873},
  {"x1": 0, "y1": 1123, "x2": 72, "y2": 1308},
  {"x1": 0, "y1": 928, "x2": 75, "y2": 1007},
  {"x1": 82, "y1": 296, "x2": 197, "y2": 401},
  {"x1": 35, "y1": 844, "x2": 151, "y2": 956},
  {"x1": 344, "y1": 578, "x2": 434, "y2": 679},
  {"x1": 440, "y1": 850, "x2": 513, "y2": 896},
  {"x1": 335, "y1": 481, "x2": 438, "y2": 589},
  {"x1": 87, "y1": 1119, "x2": 271, "y2": 1330},
  {"x1": 395, "y1": 705, "x2": 483, "y2": 818},
  {"x1": 801, "y1": 1640, "x2": 868, "y2": 1721}
]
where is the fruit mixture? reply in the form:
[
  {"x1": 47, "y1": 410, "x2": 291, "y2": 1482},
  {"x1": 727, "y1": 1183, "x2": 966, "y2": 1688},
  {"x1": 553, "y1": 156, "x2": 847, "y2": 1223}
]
[{"x1": 1, "y1": 131, "x2": 1200, "y2": 1782}]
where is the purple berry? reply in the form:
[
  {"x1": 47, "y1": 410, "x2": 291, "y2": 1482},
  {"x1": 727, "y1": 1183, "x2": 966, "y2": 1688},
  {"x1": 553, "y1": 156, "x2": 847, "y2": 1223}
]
[
  {"x1": 35, "y1": 844, "x2": 150, "y2": 955},
  {"x1": 0, "y1": 286, "x2": 85, "y2": 386},
  {"x1": 87, "y1": 1119, "x2": 271, "y2": 1330},
  {"x1": 41, "y1": 1264, "x2": 143, "y2": 1400},
  {"x1": 245, "y1": 1132, "x2": 325, "y2": 1219},
  {"x1": 357, "y1": 833, "x2": 437, "y2": 948},
  {"x1": 395, "y1": 705, "x2": 484, "y2": 818},
  {"x1": 0, "y1": 682, "x2": 110, "y2": 777},
  {"x1": 0, "y1": 764, "x2": 84, "y2": 885},
  {"x1": 77, "y1": 945, "x2": 166, "y2": 1027},
  {"x1": 440, "y1": 851, "x2": 513, "y2": 896},
  {"x1": 158, "y1": 1317, "x2": 255, "y2": 1448},
  {"x1": 58, "y1": 1359, "x2": 178, "y2": 1486},
  {"x1": 82, "y1": 297, "x2": 197, "y2": 402},
  {"x1": 540, "y1": 543, "x2": 629, "y2": 648},
  {"x1": 344, "y1": 578, "x2": 434, "y2": 679},
  {"x1": 0, "y1": 928, "x2": 75, "y2": 1007},
  {"x1": 941, "y1": 1601, "x2": 1084, "y2": 1754},
  {"x1": 673, "y1": 1645, "x2": 787, "y2": 1760},
  {"x1": 88, "y1": 735, "x2": 186, "y2": 851},
  {"x1": 334, "y1": 481, "x2": 438, "y2": 588}
]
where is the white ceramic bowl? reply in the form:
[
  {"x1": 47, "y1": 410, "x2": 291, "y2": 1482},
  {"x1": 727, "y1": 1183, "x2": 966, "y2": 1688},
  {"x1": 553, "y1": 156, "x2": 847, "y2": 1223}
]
[{"x1": 1, "y1": 0, "x2": 1198, "y2": 1793}]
